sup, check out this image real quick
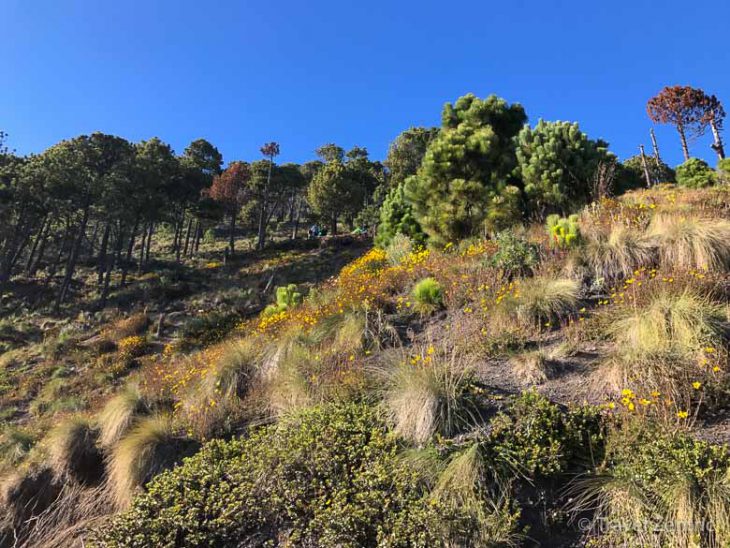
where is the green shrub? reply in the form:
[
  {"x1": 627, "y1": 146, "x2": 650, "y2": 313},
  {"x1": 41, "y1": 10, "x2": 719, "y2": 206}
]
[
  {"x1": 98, "y1": 403, "x2": 501, "y2": 547},
  {"x1": 676, "y1": 157, "x2": 716, "y2": 188},
  {"x1": 487, "y1": 391, "x2": 604, "y2": 479},
  {"x1": 571, "y1": 424, "x2": 730, "y2": 547},
  {"x1": 489, "y1": 229, "x2": 540, "y2": 276},
  {"x1": 263, "y1": 284, "x2": 303, "y2": 317},
  {"x1": 718, "y1": 158, "x2": 730, "y2": 183},
  {"x1": 178, "y1": 310, "x2": 241, "y2": 350},
  {"x1": 546, "y1": 214, "x2": 581, "y2": 249},
  {"x1": 411, "y1": 277, "x2": 444, "y2": 314}
]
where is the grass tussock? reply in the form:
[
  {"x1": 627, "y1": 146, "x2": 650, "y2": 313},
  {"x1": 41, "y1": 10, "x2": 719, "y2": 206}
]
[
  {"x1": 106, "y1": 414, "x2": 179, "y2": 509},
  {"x1": 498, "y1": 277, "x2": 580, "y2": 329},
  {"x1": 199, "y1": 339, "x2": 261, "y2": 401},
  {"x1": 568, "y1": 426, "x2": 730, "y2": 547},
  {"x1": 604, "y1": 286, "x2": 728, "y2": 400},
  {"x1": 266, "y1": 342, "x2": 365, "y2": 416},
  {"x1": 611, "y1": 287, "x2": 727, "y2": 359},
  {"x1": 511, "y1": 344, "x2": 567, "y2": 384},
  {"x1": 181, "y1": 339, "x2": 263, "y2": 437},
  {"x1": 46, "y1": 416, "x2": 103, "y2": 485},
  {"x1": 0, "y1": 427, "x2": 35, "y2": 469},
  {"x1": 109, "y1": 312, "x2": 149, "y2": 341},
  {"x1": 310, "y1": 309, "x2": 398, "y2": 355},
  {"x1": 97, "y1": 384, "x2": 149, "y2": 449},
  {"x1": 648, "y1": 215, "x2": 730, "y2": 272},
  {"x1": 582, "y1": 225, "x2": 656, "y2": 281},
  {"x1": 377, "y1": 344, "x2": 477, "y2": 445},
  {"x1": 432, "y1": 444, "x2": 520, "y2": 546}
]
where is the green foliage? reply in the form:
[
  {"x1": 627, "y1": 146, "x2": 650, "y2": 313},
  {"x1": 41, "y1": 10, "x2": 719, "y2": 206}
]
[
  {"x1": 263, "y1": 284, "x2": 303, "y2": 317},
  {"x1": 98, "y1": 403, "x2": 494, "y2": 547},
  {"x1": 384, "y1": 234, "x2": 414, "y2": 266},
  {"x1": 718, "y1": 158, "x2": 730, "y2": 179},
  {"x1": 615, "y1": 154, "x2": 675, "y2": 192},
  {"x1": 178, "y1": 310, "x2": 242, "y2": 350},
  {"x1": 574, "y1": 424, "x2": 730, "y2": 547},
  {"x1": 384, "y1": 127, "x2": 439, "y2": 188},
  {"x1": 308, "y1": 160, "x2": 365, "y2": 234},
  {"x1": 375, "y1": 183, "x2": 425, "y2": 248},
  {"x1": 489, "y1": 229, "x2": 540, "y2": 276},
  {"x1": 546, "y1": 214, "x2": 581, "y2": 249},
  {"x1": 485, "y1": 184, "x2": 523, "y2": 232},
  {"x1": 411, "y1": 277, "x2": 444, "y2": 313},
  {"x1": 676, "y1": 157, "x2": 716, "y2": 188},
  {"x1": 0, "y1": 426, "x2": 35, "y2": 467},
  {"x1": 488, "y1": 391, "x2": 604, "y2": 478},
  {"x1": 405, "y1": 94, "x2": 527, "y2": 247},
  {"x1": 515, "y1": 120, "x2": 611, "y2": 214}
]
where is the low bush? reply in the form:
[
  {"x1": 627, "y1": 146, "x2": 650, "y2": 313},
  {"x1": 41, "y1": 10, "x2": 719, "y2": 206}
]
[
  {"x1": 178, "y1": 310, "x2": 241, "y2": 350},
  {"x1": 570, "y1": 424, "x2": 730, "y2": 547},
  {"x1": 676, "y1": 157, "x2": 716, "y2": 188},
  {"x1": 718, "y1": 158, "x2": 730, "y2": 182},
  {"x1": 117, "y1": 335, "x2": 147, "y2": 361},
  {"x1": 489, "y1": 229, "x2": 540, "y2": 276},
  {"x1": 487, "y1": 391, "x2": 604, "y2": 479},
  {"x1": 98, "y1": 403, "x2": 501, "y2": 547}
]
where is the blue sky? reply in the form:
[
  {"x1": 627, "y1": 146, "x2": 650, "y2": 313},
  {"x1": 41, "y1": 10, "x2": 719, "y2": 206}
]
[{"x1": 3, "y1": 0, "x2": 729, "y2": 168}]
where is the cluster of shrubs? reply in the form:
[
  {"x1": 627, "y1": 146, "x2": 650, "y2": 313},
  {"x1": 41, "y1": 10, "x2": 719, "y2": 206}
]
[{"x1": 97, "y1": 394, "x2": 604, "y2": 547}]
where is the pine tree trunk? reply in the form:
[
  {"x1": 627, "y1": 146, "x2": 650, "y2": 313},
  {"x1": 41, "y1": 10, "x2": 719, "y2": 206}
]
[
  {"x1": 145, "y1": 223, "x2": 154, "y2": 263},
  {"x1": 182, "y1": 217, "x2": 193, "y2": 258},
  {"x1": 138, "y1": 222, "x2": 148, "y2": 273},
  {"x1": 97, "y1": 222, "x2": 111, "y2": 286},
  {"x1": 100, "y1": 223, "x2": 124, "y2": 308},
  {"x1": 25, "y1": 216, "x2": 48, "y2": 277},
  {"x1": 193, "y1": 222, "x2": 202, "y2": 255},
  {"x1": 678, "y1": 125, "x2": 690, "y2": 161},
  {"x1": 56, "y1": 205, "x2": 91, "y2": 310},
  {"x1": 257, "y1": 159, "x2": 273, "y2": 250},
  {"x1": 229, "y1": 211, "x2": 236, "y2": 254},
  {"x1": 121, "y1": 218, "x2": 138, "y2": 286},
  {"x1": 291, "y1": 198, "x2": 301, "y2": 239},
  {"x1": 29, "y1": 218, "x2": 51, "y2": 276},
  {"x1": 711, "y1": 119, "x2": 726, "y2": 160}
]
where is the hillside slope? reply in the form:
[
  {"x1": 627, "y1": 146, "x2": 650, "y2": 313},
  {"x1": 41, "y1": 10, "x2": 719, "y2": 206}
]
[{"x1": 4, "y1": 185, "x2": 730, "y2": 546}]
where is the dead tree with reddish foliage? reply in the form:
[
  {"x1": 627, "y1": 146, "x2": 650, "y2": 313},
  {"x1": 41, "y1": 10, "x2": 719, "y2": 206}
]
[
  {"x1": 206, "y1": 161, "x2": 251, "y2": 254},
  {"x1": 647, "y1": 85, "x2": 725, "y2": 161}
]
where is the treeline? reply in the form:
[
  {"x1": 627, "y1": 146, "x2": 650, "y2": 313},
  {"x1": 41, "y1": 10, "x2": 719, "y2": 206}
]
[
  {"x1": 0, "y1": 133, "x2": 388, "y2": 310},
  {"x1": 2, "y1": 85, "x2": 726, "y2": 310}
]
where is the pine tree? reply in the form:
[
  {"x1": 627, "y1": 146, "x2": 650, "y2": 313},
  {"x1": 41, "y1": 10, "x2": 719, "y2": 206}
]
[
  {"x1": 375, "y1": 183, "x2": 425, "y2": 248},
  {"x1": 515, "y1": 120, "x2": 611, "y2": 215},
  {"x1": 404, "y1": 94, "x2": 526, "y2": 247}
]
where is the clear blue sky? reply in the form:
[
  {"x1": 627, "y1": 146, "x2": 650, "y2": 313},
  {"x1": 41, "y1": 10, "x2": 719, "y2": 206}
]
[{"x1": 3, "y1": 0, "x2": 729, "y2": 168}]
